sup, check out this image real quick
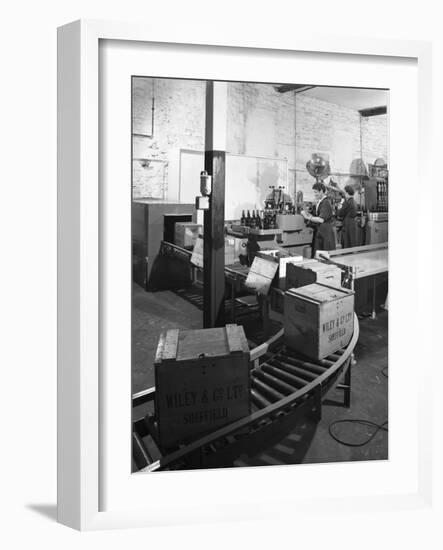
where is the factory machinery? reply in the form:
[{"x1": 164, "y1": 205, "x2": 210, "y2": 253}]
[
  {"x1": 132, "y1": 314, "x2": 359, "y2": 472},
  {"x1": 233, "y1": 185, "x2": 314, "y2": 261},
  {"x1": 131, "y1": 158, "x2": 388, "y2": 471}
]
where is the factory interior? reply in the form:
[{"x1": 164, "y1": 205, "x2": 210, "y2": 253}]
[{"x1": 131, "y1": 78, "x2": 389, "y2": 473}]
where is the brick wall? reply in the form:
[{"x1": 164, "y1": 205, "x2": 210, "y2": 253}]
[
  {"x1": 132, "y1": 78, "x2": 205, "y2": 199},
  {"x1": 132, "y1": 79, "x2": 388, "y2": 202},
  {"x1": 295, "y1": 94, "x2": 362, "y2": 200},
  {"x1": 227, "y1": 82, "x2": 296, "y2": 197},
  {"x1": 227, "y1": 83, "x2": 296, "y2": 162},
  {"x1": 361, "y1": 114, "x2": 388, "y2": 166},
  {"x1": 294, "y1": 95, "x2": 388, "y2": 200}
]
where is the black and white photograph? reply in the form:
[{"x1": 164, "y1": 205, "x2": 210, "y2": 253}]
[
  {"x1": 131, "y1": 77, "x2": 389, "y2": 472},
  {"x1": 3, "y1": 0, "x2": 439, "y2": 540}
]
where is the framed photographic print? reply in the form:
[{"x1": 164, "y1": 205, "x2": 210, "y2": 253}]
[{"x1": 57, "y1": 19, "x2": 433, "y2": 530}]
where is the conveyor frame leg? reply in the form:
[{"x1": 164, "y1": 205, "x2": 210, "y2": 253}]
[
  {"x1": 337, "y1": 359, "x2": 352, "y2": 408},
  {"x1": 371, "y1": 274, "x2": 377, "y2": 320},
  {"x1": 336, "y1": 359, "x2": 352, "y2": 407},
  {"x1": 230, "y1": 279, "x2": 236, "y2": 323},
  {"x1": 343, "y1": 360, "x2": 351, "y2": 408},
  {"x1": 307, "y1": 385, "x2": 322, "y2": 422}
]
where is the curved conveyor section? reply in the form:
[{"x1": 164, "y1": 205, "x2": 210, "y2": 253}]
[{"x1": 133, "y1": 314, "x2": 359, "y2": 472}]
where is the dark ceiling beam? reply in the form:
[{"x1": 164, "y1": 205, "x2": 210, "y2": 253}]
[
  {"x1": 359, "y1": 106, "x2": 387, "y2": 117},
  {"x1": 274, "y1": 84, "x2": 316, "y2": 94}
]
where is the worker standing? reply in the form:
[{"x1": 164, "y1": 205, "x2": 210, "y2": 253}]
[
  {"x1": 301, "y1": 182, "x2": 336, "y2": 257},
  {"x1": 337, "y1": 184, "x2": 358, "y2": 249}
]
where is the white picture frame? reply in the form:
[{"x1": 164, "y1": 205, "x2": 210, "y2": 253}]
[{"x1": 57, "y1": 19, "x2": 434, "y2": 531}]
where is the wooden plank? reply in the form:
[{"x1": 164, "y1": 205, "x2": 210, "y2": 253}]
[
  {"x1": 225, "y1": 324, "x2": 249, "y2": 354},
  {"x1": 176, "y1": 328, "x2": 229, "y2": 360},
  {"x1": 327, "y1": 242, "x2": 388, "y2": 257},
  {"x1": 132, "y1": 386, "x2": 156, "y2": 408},
  {"x1": 154, "y1": 329, "x2": 179, "y2": 363}
]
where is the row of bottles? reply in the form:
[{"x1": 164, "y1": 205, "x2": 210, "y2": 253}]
[
  {"x1": 240, "y1": 209, "x2": 279, "y2": 230},
  {"x1": 241, "y1": 210, "x2": 262, "y2": 229},
  {"x1": 376, "y1": 180, "x2": 388, "y2": 211}
]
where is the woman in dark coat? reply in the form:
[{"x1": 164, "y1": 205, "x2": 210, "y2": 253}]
[
  {"x1": 337, "y1": 184, "x2": 358, "y2": 249},
  {"x1": 301, "y1": 182, "x2": 336, "y2": 257}
]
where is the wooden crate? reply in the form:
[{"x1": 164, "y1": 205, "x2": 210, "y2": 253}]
[
  {"x1": 190, "y1": 235, "x2": 245, "y2": 267},
  {"x1": 174, "y1": 222, "x2": 202, "y2": 249},
  {"x1": 154, "y1": 324, "x2": 250, "y2": 449},
  {"x1": 257, "y1": 250, "x2": 304, "y2": 290},
  {"x1": 244, "y1": 256, "x2": 279, "y2": 295},
  {"x1": 284, "y1": 283, "x2": 354, "y2": 360},
  {"x1": 285, "y1": 259, "x2": 342, "y2": 290},
  {"x1": 225, "y1": 235, "x2": 246, "y2": 265}
]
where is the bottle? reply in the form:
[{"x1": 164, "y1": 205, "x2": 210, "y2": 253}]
[
  {"x1": 250, "y1": 210, "x2": 256, "y2": 229},
  {"x1": 240, "y1": 210, "x2": 246, "y2": 226},
  {"x1": 256, "y1": 211, "x2": 261, "y2": 229},
  {"x1": 246, "y1": 210, "x2": 251, "y2": 227}
]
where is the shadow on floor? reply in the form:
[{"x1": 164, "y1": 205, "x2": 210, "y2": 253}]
[
  {"x1": 26, "y1": 503, "x2": 57, "y2": 522},
  {"x1": 235, "y1": 417, "x2": 319, "y2": 467}
]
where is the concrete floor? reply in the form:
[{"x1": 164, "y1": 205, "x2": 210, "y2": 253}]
[{"x1": 132, "y1": 283, "x2": 388, "y2": 465}]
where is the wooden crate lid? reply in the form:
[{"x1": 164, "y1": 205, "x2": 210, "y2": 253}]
[
  {"x1": 155, "y1": 329, "x2": 179, "y2": 363},
  {"x1": 155, "y1": 324, "x2": 249, "y2": 363},
  {"x1": 286, "y1": 259, "x2": 317, "y2": 271},
  {"x1": 244, "y1": 256, "x2": 279, "y2": 295},
  {"x1": 286, "y1": 283, "x2": 354, "y2": 303},
  {"x1": 297, "y1": 260, "x2": 340, "y2": 273}
]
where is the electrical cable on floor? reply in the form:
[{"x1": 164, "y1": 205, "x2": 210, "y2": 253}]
[{"x1": 328, "y1": 419, "x2": 388, "y2": 447}]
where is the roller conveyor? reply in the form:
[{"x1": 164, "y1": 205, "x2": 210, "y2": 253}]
[{"x1": 132, "y1": 314, "x2": 359, "y2": 472}]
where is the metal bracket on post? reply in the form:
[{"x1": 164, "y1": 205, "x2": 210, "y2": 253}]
[{"x1": 195, "y1": 195, "x2": 210, "y2": 211}]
